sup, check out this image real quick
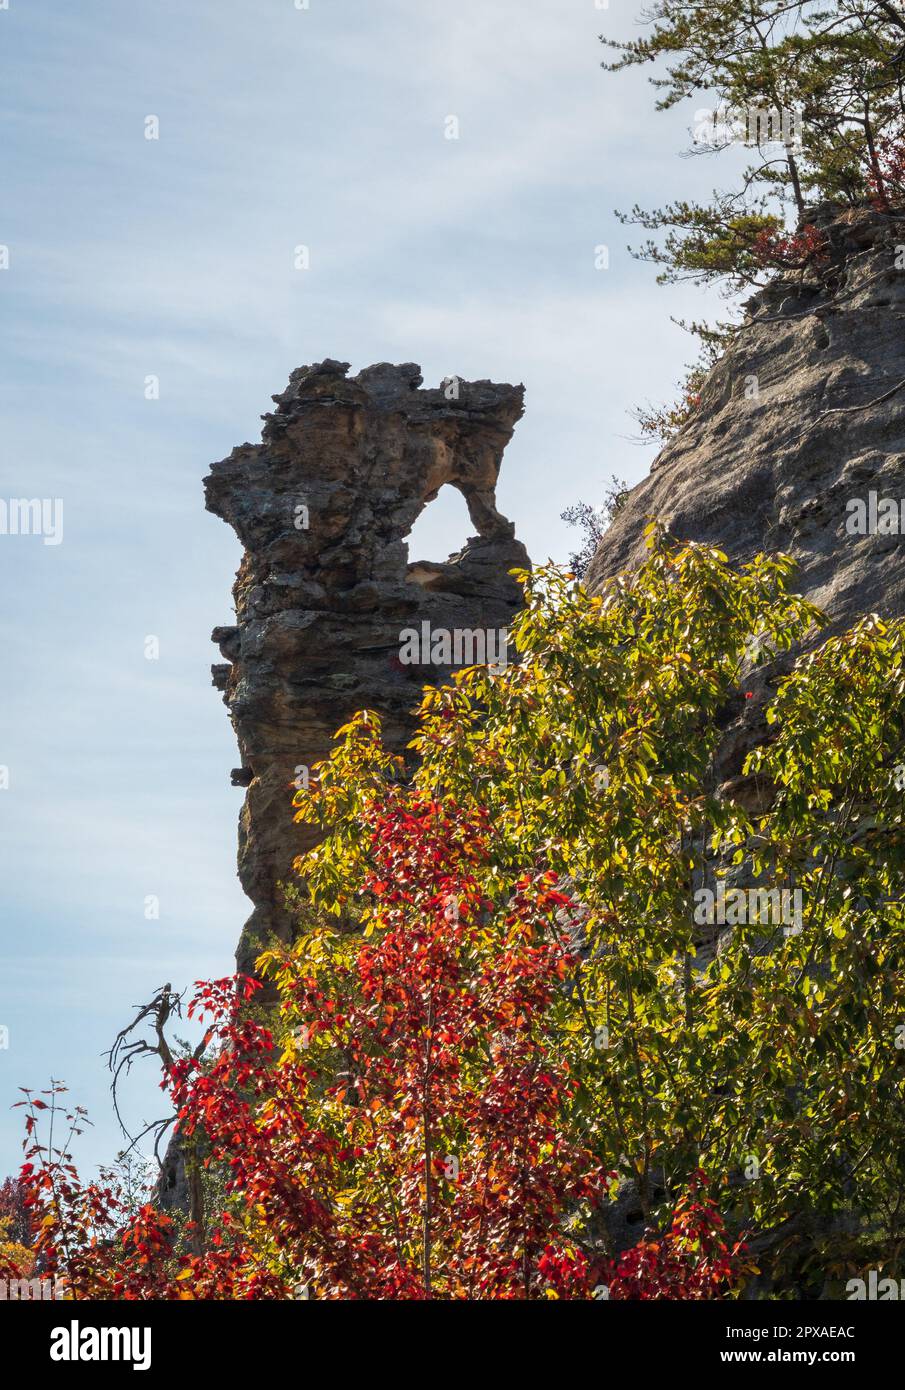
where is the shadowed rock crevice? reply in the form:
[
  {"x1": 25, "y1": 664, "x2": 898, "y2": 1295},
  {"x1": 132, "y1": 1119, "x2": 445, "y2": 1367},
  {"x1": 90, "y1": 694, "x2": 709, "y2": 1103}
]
[{"x1": 205, "y1": 360, "x2": 529, "y2": 973}]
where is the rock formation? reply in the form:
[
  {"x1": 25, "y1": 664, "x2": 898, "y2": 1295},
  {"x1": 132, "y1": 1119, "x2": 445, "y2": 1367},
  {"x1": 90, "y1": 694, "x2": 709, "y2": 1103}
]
[
  {"x1": 588, "y1": 204, "x2": 905, "y2": 801},
  {"x1": 205, "y1": 360, "x2": 529, "y2": 973},
  {"x1": 588, "y1": 205, "x2": 905, "y2": 626}
]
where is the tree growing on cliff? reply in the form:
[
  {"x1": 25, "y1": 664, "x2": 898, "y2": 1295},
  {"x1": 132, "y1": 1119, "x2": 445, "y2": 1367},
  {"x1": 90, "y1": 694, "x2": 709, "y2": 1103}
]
[
  {"x1": 603, "y1": 0, "x2": 905, "y2": 289},
  {"x1": 602, "y1": 2, "x2": 905, "y2": 443},
  {"x1": 560, "y1": 475, "x2": 629, "y2": 576}
]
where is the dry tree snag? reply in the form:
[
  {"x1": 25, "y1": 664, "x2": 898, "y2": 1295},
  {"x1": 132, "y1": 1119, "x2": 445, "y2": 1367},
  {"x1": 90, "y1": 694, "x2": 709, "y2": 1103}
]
[{"x1": 106, "y1": 983, "x2": 213, "y2": 1253}]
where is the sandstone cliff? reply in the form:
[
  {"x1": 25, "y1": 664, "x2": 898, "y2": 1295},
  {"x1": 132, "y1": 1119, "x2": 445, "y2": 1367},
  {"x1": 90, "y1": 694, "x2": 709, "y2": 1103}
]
[
  {"x1": 588, "y1": 205, "x2": 905, "y2": 625},
  {"x1": 587, "y1": 206, "x2": 905, "y2": 804}
]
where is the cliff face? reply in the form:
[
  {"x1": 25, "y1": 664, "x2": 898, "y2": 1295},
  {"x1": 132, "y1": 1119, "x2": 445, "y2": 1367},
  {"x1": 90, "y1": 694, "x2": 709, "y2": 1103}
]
[
  {"x1": 205, "y1": 360, "x2": 528, "y2": 973},
  {"x1": 588, "y1": 206, "x2": 905, "y2": 630},
  {"x1": 587, "y1": 207, "x2": 905, "y2": 802}
]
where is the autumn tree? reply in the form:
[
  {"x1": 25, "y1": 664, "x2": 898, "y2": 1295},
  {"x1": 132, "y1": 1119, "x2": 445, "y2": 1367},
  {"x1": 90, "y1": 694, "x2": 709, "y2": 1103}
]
[
  {"x1": 14, "y1": 535, "x2": 905, "y2": 1298},
  {"x1": 0, "y1": 1175, "x2": 33, "y2": 1285},
  {"x1": 299, "y1": 533, "x2": 905, "y2": 1292}
]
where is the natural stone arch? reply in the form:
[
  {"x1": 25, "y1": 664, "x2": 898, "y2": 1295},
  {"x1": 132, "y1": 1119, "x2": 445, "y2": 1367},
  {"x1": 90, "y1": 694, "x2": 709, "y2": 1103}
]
[{"x1": 204, "y1": 360, "x2": 529, "y2": 973}]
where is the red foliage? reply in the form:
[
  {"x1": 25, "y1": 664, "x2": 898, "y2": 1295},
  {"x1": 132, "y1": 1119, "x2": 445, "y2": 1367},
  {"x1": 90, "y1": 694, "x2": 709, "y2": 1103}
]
[
  {"x1": 166, "y1": 798, "x2": 609, "y2": 1298},
  {"x1": 11, "y1": 798, "x2": 750, "y2": 1300},
  {"x1": 751, "y1": 223, "x2": 828, "y2": 269},
  {"x1": 0, "y1": 1175, "x2": 30, "y2": 1248},
  {"x1": 601, "y1": 1173, "x2": 750, "y2": 1300},
  {"x1": 868, "y1": 132, "x2": 905, "y2": 211},
  {"x1": 13, "y1": 1079, "x2": 293, "y2": 1300}
]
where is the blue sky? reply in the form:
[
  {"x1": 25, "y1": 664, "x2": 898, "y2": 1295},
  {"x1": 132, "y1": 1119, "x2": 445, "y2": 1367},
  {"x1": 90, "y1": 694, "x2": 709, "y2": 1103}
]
[{"x1": 0, "y1": 0, "x2": 733, "y2": 1177}]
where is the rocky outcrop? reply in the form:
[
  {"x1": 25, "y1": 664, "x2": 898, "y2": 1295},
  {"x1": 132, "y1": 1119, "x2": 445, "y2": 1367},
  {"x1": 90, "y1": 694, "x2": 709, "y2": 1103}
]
[
  {"x1": 205, "y1": 360, "x2": 528, "y2": 973},
  {"x1": 588, "y1": 205, "x2": 905, "y2": 629},
  {"x1": 588, "y1": 205, "x2": 905, "y2": 800}
]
